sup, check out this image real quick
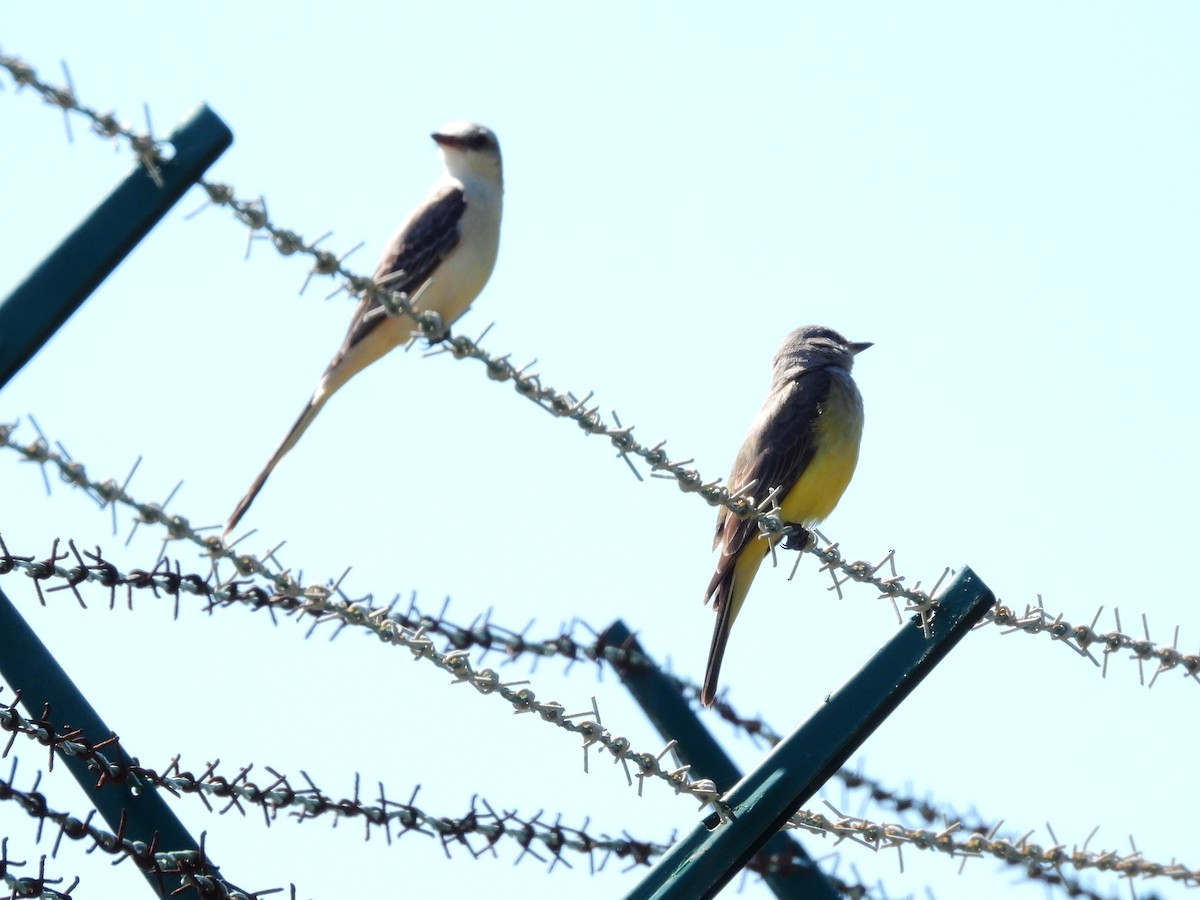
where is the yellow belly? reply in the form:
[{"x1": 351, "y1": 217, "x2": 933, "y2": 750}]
[
  {"x1": 726, "y1": 381, "x2": 863, "y2": 627},
  {"x1": 779, "y1": 405, "x2": 862, "y2": 525}
]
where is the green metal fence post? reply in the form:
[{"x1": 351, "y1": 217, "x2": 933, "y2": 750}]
[
  {"x1": 0, "y1": 586, "x2": 219, "y2": 896},
  {"x1": 623, "y1": 566, "x2": 994, "y2": 900},
  {"x1": 603, "y1": 620, "x2": 838, "y2": 899},
  {"x1": 0, "y1": 102, "x2": 234, "y2": 895},
  {"x1": 0, "y1": 102, "x2": 233, "y2": 387}
]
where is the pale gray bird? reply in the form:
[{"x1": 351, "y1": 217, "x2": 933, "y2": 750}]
[
  {"x1": 225, "y1": 121, "x2": 503, "y2": 536},
  {"x1": 703, "y1": 326, "x2": 870, "y2": 706}
]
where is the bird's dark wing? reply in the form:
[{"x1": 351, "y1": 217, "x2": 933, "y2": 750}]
[{"x1": 328, "y1": 184, "x2": 466, "y2": 372}]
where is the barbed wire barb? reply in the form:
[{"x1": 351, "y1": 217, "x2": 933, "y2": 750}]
[{"x1": 51, "y1": 59, "x2": 75, "y2": 143}]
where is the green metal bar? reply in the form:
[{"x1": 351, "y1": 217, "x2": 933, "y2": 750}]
[
  {"x1": 0, "y1": 102, "x2": 233, "y2": 895},
  {"x1": 623, "y1": 566, "x2": 994, "y2": 900},
  {"x1": 603, "y1": 620, "x2": 838, "y2": 899},
  {"x1": 0, "y1": 585, "x2": 218, "y2": 896},
  {"x1": 0, "y1": 103, "x2": 233, "y2": 388}
]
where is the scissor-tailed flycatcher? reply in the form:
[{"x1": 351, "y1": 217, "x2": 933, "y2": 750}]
[
  {"x1": 225, "y1": 121, "x2": 503, "y2": 536},
  {"x1": 702, "y1": 326, "x2": 870, "y2": 707}
]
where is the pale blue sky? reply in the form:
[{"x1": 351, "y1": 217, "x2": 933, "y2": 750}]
[{"x1": 2, "y1": 3, "x2": 1199, "y2": 898}]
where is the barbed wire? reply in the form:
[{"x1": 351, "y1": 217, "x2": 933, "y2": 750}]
[
  {"x1": 815, "y1": 776, "x2": 1139, "y2": 900},
  {"x1": 0, "y1": 537, "x2": 1173, "y2": 900},
  {"x1": 0, "y1": 533, "x2": 720, "y2": 812},
  {"x1": 787, "y1": 802, "x2": 1198, "y2": 895},
  {"x1": 0, "y1": 416, "x2": 938, "y2": 712},
  {"x1": 0, "y1": 698, "x2": 1150, "y2": 899},
  {"x1": 3, "y1": 420, "x2": 1198, "y2": 893},
  {"x1": 0, "y1": 835, "x2": 80, "y2": 900},
  {"x1": 2, "y1": 48, "x2": 1192, "y2": 900},
  {"x1": 0, "y1": 698, "x2": 666, "y2": 874},
  {"x1": 10, "y1": 50, "x2": 1198, "y2": 689},
  {"x1": 0, "y1": 417, "x2": 320, "y2": 596},
  {"x1": 1, "y1": 441, "x2": 1196, "y2": 893},
  {"x1": 0, "y1": 698, "x2": 915, "y2": 899},
  {"x1": 0, "y1": 532, "x2": 982, "y2": 823},
  {"x1": 0, "y1": 528, "x2": 998, "y2": 844},
  {"x1": 0, "y1": 53, "x2": 170, "y2": 187},
  {"x1": 0, "y1": 770, "x2": 268, "y2": 899},
  {"x1": 984, "y1": 597, "x2": 1200, "y2": 687},
  {"x1": 6, "y1": 418, "x2": 1197, "y2": 699},
  {"x1": 189, "y1": 200, "x2": 946, "y2": 625},
  {"x1": 0, "y1": 705, "x2": 1166, "y2": 900},
  {"x1": 0, "y1": 49, "x2": 944, "y2": 624}
]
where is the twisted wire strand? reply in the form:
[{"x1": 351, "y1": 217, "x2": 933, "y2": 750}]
[
  {"x1": 0, "y1": 699, "x2": 918, "y2": 898},
  {"x1": 0, "y1": 835, "x2": 80, "y2": 900},
  {"x1": 0, "y1": 533, "x2": 985, "y2": 834},
  {"x1": 0, "y1": 698, "x2": 1182, "y2": 896},
  {"x1": 0, "y1": 537, "x2": 1186, "y2": 900},
  {"x1": 0, "y1": 700, "x2": 668, "y2": 873},
  {"x1": 6, "y1": 420, "x2": 1197, "y2": 696},
  {"x1": 0, "y1": 533, "x2": 718, "y2": 809},
  {"x1": 0, "y1": 53, "x2": 170, "y2": 187},
  {"x1": 0, "y1": 419, "x2": 321, "y2": 595},
  {"x1": 11, "y1": 50, "x2": 1196, "y2": 685},
  {"x1": 0, "y1": 773, "x2": 259, "y2": 899},
  {"x1": 0, "y1": 51, "x2": 938, "y2": 617},
  {"x1": 787, "y1": 804, "x2": 1198, "y2": 892}
]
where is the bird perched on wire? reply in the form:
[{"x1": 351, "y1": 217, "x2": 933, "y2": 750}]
[
  {"x1": 702, "y1": 325, "x2": 870, "y2": 707},
  {"x1": 224, "y1": 121, "x2": 504, "y2": 537}
]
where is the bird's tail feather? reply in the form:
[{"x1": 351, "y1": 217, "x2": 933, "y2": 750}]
[
  {"x1": 701, "y1": 540, "x2": 768, "y2": 706},
  {"x1": 701, "y1": 586, "x2": 735, "y2": 707},
  {"x1": 224, "y1": 391, "x2": 330, "y2": 538}
]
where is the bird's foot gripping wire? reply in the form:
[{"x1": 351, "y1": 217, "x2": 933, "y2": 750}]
[
  {"x1": 780, "y1": 523, "x2": 814, "y2": 552},
  {"x1": 416, "y1": 310, "x2": 451, "y2": 344}
]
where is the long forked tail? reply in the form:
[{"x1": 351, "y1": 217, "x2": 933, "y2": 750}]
[{"x1": 224, "y1": 392, "x2": 329, "y2": 538}]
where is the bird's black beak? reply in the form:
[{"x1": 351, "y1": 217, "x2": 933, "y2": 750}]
[
  {"x1": 849, "y1": 341, "x2": 872, "y2": 355},
  {"x1": 432, "y1": 131, "x2": 470, "y2": 149}
]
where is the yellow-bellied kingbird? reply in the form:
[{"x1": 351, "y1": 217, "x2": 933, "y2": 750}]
[
  {"x1": 702, "y1": 325, "x2": 869, "y2": 706},
  {"x1": 225, "y1": 121, "x2": 503, "y2": 537}
]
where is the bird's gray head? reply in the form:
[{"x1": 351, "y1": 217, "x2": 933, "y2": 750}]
[
  {"x1": 771, "y1": 325, "x2": 871, "y2": 381},
  {"x1": 432, "y1": 121, "x2": 502, "y2": 183}
]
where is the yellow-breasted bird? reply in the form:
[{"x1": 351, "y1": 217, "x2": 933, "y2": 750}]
[{"x1": 702, "y1": 325, "x2": 869, "y2": 706}]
